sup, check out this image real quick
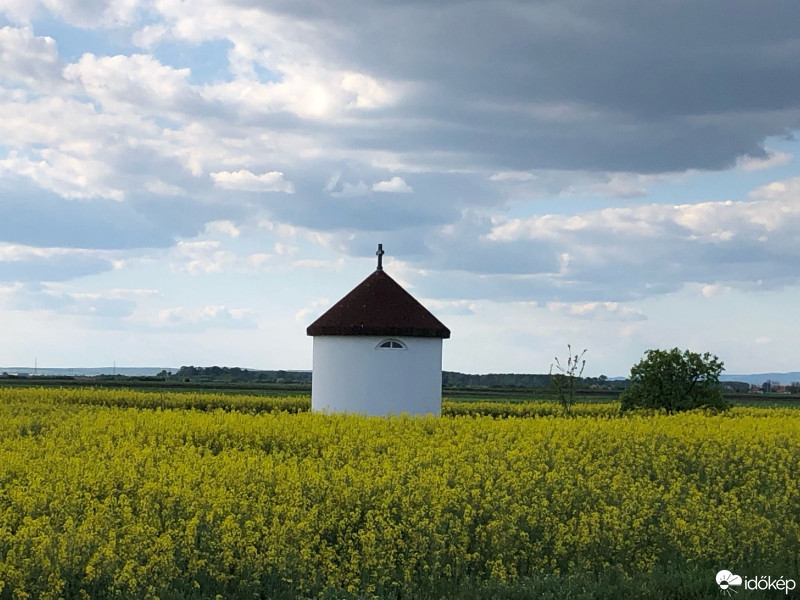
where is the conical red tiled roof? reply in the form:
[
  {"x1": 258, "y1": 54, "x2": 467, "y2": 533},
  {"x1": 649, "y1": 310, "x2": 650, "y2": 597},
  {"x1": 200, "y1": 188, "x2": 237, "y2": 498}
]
[{"x1": 306, "y1": 270, "x2": 450, "y2": 338}]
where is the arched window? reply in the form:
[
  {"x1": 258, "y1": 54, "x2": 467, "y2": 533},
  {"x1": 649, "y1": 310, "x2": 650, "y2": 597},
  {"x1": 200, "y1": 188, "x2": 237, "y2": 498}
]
[{"x1": 376, "y1": 339, "x2": 406, "y2": 350}]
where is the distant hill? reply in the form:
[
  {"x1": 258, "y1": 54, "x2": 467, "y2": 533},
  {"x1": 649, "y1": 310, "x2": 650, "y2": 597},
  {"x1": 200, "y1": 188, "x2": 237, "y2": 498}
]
[{"x1": 721, "y1": 372, "x2": 800, "y2": 385}]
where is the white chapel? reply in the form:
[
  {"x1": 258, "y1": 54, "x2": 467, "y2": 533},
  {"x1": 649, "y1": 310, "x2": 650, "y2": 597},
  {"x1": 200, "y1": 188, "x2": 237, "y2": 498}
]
[{"x1": 306, "y1": 245, "x2": 450, "y2": 416}]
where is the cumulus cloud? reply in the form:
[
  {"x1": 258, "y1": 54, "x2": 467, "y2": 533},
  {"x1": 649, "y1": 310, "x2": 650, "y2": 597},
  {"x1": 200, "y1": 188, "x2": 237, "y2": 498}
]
[
  {"x1": 0, "y1": 0, "x2": 799, "y2": 299},
  {"x1": 484, "y1": 182, "x2": 800, "y2": 294},
  {"x1": 204, "y1": 220, "x2": 241, "y2": 238},
  {"x1": 169, "y1": 241, "x2": 236, "y2": 275},
  {"x1": 211, "y1": 170, "x2": 295, "y2": 193},
  {"x1": 341, "y1": 72, "x2": 397, "y2": 109},
  {"x1": 167, "y1": 239, "x2": 298, "y2": 275},
  {"x1": 0, "y1": 27, "x2": 63, "y2": 89},
  {"x1": 63, "y1": 53, "x2": 198, "y2": 116},
  {"x1": 335, "y1": 175, "x2": 800, "y2": 304},
  {"x1": 748, "y1": 177, "x2": 800, "y2": 201},
  {"x1": 0, "y1": 0, "x2": 39, "y2": 22},
  {"x1": 699, "y1": 284, "x2": 733, "y2": 298},
  {"x1": 547, "y1": 302, "x2": 647, "y2": 321},
  {"x1": 488, "y1": 188, "x2": 800, "y2": 249},
  {"x1": 3, "y1": 0, "x2": 143, "y2": 28},
  {"x1": 736, "y1": 149, "x2": 793, "y2": 172},
  {"x1": 0, "y1": 150, "x2": 124, "y2": 201},
  {"x1": 372, "y1": 176, "x2": 413, "y2": 193}
]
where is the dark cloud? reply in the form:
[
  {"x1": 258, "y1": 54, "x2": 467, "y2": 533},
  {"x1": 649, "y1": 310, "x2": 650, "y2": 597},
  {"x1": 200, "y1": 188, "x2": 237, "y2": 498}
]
[
  {"x1": 233, "y1": 0, "x2": 800, "y2": 172},
  {"x1": 261, "y1": 166, "x2": 489, "y2": 233},
  {"x1": 0, "y1": 181, "x2": 249, "y2": 250}
]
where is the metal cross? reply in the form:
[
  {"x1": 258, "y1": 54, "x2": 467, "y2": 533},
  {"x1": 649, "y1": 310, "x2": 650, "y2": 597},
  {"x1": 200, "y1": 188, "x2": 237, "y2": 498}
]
[{"x1": 376, "y1": 243, "x2": 384, "y2": 270}]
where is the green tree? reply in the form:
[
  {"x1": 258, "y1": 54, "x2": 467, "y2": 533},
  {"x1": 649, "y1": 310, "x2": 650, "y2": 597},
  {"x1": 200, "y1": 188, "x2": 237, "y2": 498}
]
[
  {"x1": 550, "y1": 345, "x2": 587, "y2": 415},
  {"x1": 620, "y1": 348, "x2": 728, "y2": 414}
]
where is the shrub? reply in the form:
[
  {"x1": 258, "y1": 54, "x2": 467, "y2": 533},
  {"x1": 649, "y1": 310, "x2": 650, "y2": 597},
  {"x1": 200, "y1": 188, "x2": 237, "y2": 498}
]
[{"x1": 620, "y1": 348, "x2": 729, "y2": 414}]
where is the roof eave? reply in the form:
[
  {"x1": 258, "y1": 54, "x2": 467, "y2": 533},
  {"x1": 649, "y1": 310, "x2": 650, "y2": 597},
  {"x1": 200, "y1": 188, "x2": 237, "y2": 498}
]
[{"x1": 306, "y1": 325, "x2": 450, "y2": 338}]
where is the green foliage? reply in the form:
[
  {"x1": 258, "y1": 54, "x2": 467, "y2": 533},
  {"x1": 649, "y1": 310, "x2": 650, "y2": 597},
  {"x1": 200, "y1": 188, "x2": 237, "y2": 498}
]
[
  {"x1": 443, "y1": 372, "x2": 553, "y2": 388},
  {"x1": 168, "y1": 365, "x2": 313, "y2": 384},
  {"x1": 620, "y1": 348, "x2": 729, "y2": 414}
]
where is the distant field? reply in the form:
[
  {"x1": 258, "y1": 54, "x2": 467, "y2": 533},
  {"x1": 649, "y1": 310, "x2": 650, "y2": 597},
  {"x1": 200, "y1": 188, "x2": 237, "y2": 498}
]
[
  {"x1": 0, "y1": 376, "x2": 312, "y2": 396},
  {"x1": 3, "y1": 376, "x2": 800, "y2": 407},
  {"x1": 1, "y1": 387, "x2": 798, "y2": 599}
]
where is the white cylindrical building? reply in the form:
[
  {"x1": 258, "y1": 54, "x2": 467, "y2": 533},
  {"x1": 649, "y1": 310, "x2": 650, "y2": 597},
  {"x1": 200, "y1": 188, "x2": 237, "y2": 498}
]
[{"x1": 307, "y1": 246, "x2": 450, "y2": 416}]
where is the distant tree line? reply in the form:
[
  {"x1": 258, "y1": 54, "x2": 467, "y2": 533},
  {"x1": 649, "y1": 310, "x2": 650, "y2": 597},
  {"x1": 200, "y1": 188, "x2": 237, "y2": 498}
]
[
  {"x1": 442, "y1": 371, "x2": 616, "y2": 389},
  {"x1": 443, "y1": 372, "x2": 552, "y2": 388},
  {"x1": 155, "y1": 367, "x2": 622, "y2": 389},
  {"x1": 157, "y1": 366, "x2": 312, "y2": 384},
  {"x1": 0, "y1": 365, "x2": 758, "y2": 397}
]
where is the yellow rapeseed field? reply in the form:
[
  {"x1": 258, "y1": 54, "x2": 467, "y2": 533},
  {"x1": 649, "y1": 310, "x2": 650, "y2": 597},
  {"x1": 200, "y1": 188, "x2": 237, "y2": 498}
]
[{"x1": 0, "y1": 387, "x2": 798, "y2": 599}]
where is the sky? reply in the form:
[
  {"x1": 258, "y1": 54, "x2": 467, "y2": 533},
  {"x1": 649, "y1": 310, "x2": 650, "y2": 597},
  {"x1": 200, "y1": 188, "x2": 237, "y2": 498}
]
[{"x1": 1, "y1": 0, "x2": 799, "y2": 376}]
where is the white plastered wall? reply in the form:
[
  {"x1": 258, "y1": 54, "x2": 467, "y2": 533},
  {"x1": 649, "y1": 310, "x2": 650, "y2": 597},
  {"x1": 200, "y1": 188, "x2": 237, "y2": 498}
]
[{"x1": 311, "y1": 336, "x2": 443, "y2": 416}]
